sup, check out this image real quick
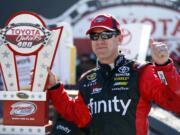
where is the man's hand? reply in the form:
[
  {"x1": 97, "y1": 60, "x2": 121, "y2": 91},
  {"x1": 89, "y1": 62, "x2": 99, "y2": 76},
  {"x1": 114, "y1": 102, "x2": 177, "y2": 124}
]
[
  {"x1": 30, "y1": 67, "x2": 58, "y2": 90},
  {"x1": 47, "y1": 67, "x2": 59, "y2": 89},
  {"x1": 150, "y1": 40, "x2": 169, "y2": 65}
]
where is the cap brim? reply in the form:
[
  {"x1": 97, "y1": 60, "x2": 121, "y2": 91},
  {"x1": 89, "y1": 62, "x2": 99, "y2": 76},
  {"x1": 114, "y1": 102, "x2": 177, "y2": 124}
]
[{"x1": 86, "y1": 26, "x2": 115, "y2": 34}]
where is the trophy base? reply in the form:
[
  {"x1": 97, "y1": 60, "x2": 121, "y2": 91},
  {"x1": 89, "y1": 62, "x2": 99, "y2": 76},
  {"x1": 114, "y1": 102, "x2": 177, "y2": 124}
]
[
  {"x1": 0, "y1": 120, "x2": 52, "y2": 135},
  {"x1": 0, "y1": 91, "x2": 49, "y2": 126}
]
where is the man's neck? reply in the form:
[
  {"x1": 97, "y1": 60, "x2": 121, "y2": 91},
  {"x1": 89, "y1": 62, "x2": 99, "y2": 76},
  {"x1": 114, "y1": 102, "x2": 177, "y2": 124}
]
[{"x1": 99, "y1": 53, "x2": 118, "y2": 64}]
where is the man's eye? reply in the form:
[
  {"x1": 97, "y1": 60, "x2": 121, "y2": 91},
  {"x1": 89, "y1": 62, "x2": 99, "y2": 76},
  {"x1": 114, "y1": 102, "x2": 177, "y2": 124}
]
[{"x1": 102, "y1": 34, "x2": 108, "y2": 37}]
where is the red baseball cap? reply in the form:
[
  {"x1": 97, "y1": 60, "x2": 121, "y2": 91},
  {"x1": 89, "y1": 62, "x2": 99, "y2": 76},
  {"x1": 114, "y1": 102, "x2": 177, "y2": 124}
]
[{"x1": 86, "y1": 14, "x2": 121, "y2": 34}]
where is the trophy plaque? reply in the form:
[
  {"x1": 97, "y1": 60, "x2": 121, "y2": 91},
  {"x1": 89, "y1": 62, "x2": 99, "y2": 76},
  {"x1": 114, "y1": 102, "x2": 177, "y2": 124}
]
[{"x1": 0, "y1": 12, "x2": 63, "y2": 134}]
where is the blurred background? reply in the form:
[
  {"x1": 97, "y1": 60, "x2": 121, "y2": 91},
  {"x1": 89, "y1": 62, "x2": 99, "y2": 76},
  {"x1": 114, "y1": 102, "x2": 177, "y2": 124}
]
[{"x1": 0, "y1": 0, "x2": 179, "y2": 134}]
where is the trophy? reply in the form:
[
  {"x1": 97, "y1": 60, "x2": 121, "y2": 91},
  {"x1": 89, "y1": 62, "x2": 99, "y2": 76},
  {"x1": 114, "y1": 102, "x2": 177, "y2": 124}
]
[{"x1": 0, "y1": 12, "x2": 63, "y2": 135}]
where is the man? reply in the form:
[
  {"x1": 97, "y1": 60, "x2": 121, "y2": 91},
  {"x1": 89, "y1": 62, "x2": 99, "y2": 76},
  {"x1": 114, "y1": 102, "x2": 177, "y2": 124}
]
[{"x1": 47, "y1": 14, "x2": 180, "y2": 135}]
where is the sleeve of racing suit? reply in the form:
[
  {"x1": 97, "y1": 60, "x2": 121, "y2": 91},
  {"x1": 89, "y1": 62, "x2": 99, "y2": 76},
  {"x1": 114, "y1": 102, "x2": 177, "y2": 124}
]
[
  {"x1": 48, "y1": 83, "x2": 91, "y2": 128},
  {"x1": 139, "y1": 59, "x2": 180, "y2": 113}
]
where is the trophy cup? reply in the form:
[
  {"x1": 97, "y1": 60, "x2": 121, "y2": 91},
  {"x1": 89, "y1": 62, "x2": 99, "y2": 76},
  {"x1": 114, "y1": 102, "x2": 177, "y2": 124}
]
[{"x1": 0, "y1": 12, "x2": 63, "y2": 135}]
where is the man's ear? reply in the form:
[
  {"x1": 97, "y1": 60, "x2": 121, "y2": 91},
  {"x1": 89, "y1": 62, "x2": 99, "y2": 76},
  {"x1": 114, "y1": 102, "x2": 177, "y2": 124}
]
[{"x1": 118, "y1": 34, "x2": 123, "y2": 43}]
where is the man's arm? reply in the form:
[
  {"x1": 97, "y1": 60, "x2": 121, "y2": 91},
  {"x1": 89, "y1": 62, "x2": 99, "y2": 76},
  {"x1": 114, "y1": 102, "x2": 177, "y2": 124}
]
[
  {"x1": 139, "y1": 40, "x2": 180, "y2": 112},
  {"x1": 139, "y1": 61, "x2": 180, "y2": 113},
  {"x1": 48, "y1": 83, "x2": 91, "y2": 128}
]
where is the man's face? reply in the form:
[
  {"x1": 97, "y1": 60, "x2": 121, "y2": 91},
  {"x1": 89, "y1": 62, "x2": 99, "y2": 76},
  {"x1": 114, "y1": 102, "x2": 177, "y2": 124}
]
[{"x1": 90, "y1": 28, "x2": 120, "y2": 64}]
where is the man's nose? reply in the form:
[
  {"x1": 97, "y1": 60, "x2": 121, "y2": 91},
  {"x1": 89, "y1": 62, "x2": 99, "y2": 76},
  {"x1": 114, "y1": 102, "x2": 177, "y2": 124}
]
[
  {"x1": 95, "y1": 38, "x2": 105, "y2": 46},
  {"x1": 96, "y1": 36, "x2": 105, "y2": 42}
]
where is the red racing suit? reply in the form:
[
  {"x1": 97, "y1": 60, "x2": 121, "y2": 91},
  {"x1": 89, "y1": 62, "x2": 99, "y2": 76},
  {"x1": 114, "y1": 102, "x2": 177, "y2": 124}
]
[{"x1": 49, "y1": 55, "x2": 180, "y2": 135}]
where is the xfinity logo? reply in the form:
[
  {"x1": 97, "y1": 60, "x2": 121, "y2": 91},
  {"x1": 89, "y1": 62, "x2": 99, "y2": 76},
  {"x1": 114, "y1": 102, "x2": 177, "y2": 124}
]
[
  {"x1": 56, "y1": 124, "x2": 71, "y2": 133},
  {"x1": 88, "y1": 96, "x2": 131, "y2": 115}
]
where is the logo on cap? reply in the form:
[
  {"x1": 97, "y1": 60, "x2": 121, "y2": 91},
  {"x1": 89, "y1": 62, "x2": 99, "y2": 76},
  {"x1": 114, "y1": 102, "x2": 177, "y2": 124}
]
[{"x1": 95, "y1": 17, "x2": 107, "y2": 22}]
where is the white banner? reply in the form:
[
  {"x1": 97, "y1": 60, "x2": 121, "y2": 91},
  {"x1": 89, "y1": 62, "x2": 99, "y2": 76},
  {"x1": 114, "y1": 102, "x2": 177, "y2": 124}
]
[
  {"x1": 119, "y1": 24, "x2": 152, "y2": 61},
  {"x1": 52, "y1": 22, "x2": 76, "y2": 85}
]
